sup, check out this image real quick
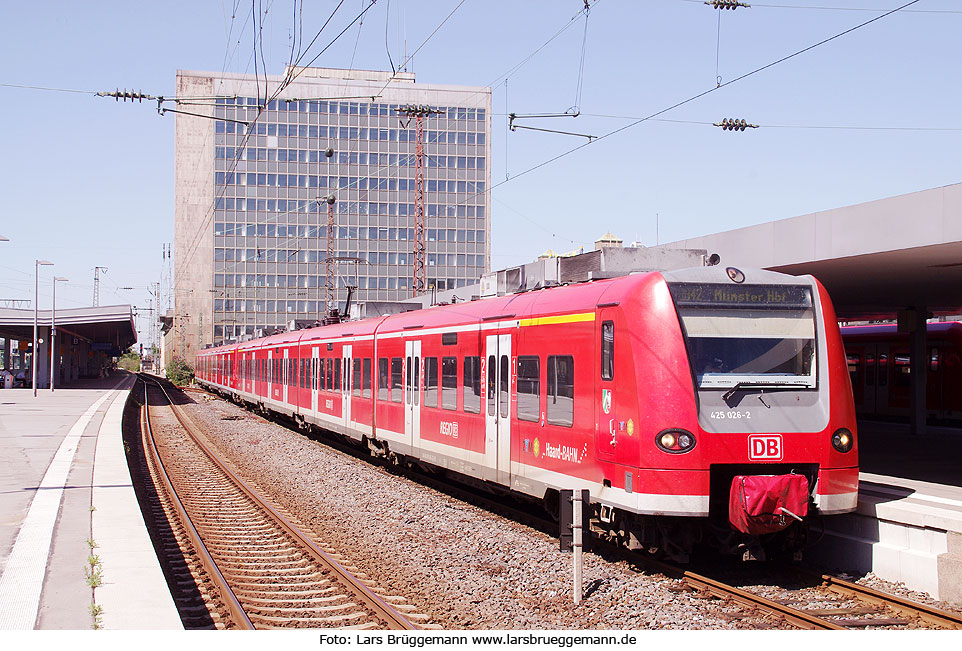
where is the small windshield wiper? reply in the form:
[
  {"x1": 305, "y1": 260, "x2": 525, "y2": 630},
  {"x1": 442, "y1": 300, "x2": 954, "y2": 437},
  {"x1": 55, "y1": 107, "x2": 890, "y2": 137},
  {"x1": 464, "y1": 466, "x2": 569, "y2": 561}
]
[{"x1": 721, "y1": 381, "x2": 804, "y2": 404}]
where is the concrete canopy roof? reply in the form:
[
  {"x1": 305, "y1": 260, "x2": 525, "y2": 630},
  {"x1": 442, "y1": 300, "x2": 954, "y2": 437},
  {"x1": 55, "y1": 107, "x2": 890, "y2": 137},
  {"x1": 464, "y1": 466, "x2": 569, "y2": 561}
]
[
  {"x1": 660, "y1": 183, "x2": 962, "y2": 320},
  {"x1": 0, "y1": 304, "x2": 137, "y2": 349}
]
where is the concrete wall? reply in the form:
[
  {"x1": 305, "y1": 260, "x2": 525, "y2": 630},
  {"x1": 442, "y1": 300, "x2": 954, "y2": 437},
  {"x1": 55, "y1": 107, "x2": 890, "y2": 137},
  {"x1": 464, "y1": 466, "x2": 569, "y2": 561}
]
[{"x1": 173, "y1": 73, "x2": 216, "y2": 361}]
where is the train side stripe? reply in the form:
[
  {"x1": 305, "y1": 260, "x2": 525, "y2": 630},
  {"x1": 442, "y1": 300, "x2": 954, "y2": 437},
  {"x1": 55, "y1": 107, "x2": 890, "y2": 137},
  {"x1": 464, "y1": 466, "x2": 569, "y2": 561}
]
[{"x1": 519, "y1": 312, "x2": 596, "y2": 328}]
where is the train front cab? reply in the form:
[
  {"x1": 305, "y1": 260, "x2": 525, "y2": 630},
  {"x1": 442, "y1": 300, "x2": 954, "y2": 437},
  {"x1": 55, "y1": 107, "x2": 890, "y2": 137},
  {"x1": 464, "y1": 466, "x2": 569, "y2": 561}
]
[{"x1": 597, "y1": 268, "x2": 859, "y2": 559}]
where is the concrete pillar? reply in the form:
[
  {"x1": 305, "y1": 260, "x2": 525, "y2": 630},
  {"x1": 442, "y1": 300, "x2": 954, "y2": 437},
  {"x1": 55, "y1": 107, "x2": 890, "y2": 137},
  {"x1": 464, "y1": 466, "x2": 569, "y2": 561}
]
[
  {"x1": 904, "y1": 306, "x2": 928, "y2": 436},
  {"x1": 35, "y1": 327, "x2": 50, "y2": 389}
]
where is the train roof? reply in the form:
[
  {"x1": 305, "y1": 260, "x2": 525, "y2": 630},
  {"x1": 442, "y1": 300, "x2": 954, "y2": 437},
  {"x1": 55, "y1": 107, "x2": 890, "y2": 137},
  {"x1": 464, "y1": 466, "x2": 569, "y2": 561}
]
[
  {"x1": 376, "y1": 274, "x2": 649, "y2": 333},
  {"x1": 196, "y1": 266, "x2": 826, "y2": 356}
]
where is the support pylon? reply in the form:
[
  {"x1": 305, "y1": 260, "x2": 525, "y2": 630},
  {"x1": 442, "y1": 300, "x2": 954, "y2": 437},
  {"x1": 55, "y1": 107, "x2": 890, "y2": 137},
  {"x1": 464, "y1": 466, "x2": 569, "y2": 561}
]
[
  {"x1": 397, "y1": 105, "x2": 443, "y2": 296},
  {"x1": 324, "y1": 195, "x2": 337, "y2": 317}
]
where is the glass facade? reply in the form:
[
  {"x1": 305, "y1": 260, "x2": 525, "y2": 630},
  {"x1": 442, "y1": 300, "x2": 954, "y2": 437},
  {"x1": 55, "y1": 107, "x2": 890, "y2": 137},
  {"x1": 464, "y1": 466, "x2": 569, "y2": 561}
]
[{"x1": 208, "y1": 89, "x2": 490, "y2": 345}]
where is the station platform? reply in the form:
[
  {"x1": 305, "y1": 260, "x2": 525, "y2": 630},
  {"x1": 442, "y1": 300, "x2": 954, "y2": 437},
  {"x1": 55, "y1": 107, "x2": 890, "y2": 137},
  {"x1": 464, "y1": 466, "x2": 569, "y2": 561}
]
[
  {"x1": 0, "y1": 372, "x2": 181, "y2": 630},
  {"x1": 814, "y1": 421, "x2": 962, "y2": 605}
]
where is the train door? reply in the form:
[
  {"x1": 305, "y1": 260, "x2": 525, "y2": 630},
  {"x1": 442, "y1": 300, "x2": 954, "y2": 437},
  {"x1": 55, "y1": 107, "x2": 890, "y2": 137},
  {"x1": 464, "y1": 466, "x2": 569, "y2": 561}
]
[
  {"x1": 267, "y1": 348, "x2": 273, "y2": 402},
  {"x1": 311, "y1": 346, "x2": 319, "y2": 414},
  {"x1": 404, "y1": 340, "x2": 421, "y2": 449},
  {"x1": 342, "y1": 344, "x2": 352, "y2": 429},
  {"x1": 595, "y1": 313, "x2": 616, "y2": 463},
  {"x1": 485, "y1": 333, "x2": 512, "y2": 484},
  {"x1": 861, "y1": 343, "x2": 889, "y2": 417},
  {"x1": 283, "y1": 348, "x2": 289, "y2": 405}
]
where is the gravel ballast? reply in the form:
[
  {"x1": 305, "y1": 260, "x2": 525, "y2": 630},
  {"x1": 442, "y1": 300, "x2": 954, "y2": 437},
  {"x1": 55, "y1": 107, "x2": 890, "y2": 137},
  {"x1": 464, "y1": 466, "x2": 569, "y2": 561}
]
[{"x1": 180, "y1": 391, "x2": 957, "y2": 629}]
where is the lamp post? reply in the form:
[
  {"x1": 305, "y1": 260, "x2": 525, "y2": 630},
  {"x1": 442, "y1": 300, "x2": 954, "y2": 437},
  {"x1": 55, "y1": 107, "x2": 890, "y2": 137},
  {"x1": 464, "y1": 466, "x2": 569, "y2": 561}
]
[
  {"x1": 50, "y1": 277, "x2": 68, "y2": 392},
  {"x1": 34, "y1": 260, "x2": 53, "y2": 397}
]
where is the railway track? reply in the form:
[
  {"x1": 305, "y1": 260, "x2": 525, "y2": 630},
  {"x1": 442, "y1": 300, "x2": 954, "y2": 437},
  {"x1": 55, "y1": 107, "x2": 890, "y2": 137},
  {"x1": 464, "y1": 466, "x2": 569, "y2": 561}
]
[
  {"x1": 189, "y1": 382, "x2": 962, "y2": 631},
  {"x1": 633, "y1": 552, "x2": 962, "y2": 630},
  {"x1": 138, "y1": 376, "x2": 422, "y2": 630}
]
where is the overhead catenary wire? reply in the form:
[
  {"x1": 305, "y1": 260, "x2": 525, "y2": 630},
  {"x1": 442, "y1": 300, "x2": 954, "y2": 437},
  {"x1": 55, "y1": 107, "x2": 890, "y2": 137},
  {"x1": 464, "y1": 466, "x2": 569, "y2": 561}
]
[
  {"x1": 487, "y1": 0, "x2": 923, "y2": 193},
  {"x1": 679, "y1": 0, "x2": 962, "y2": 12},
  {"x1": 176, "y1": 2, "x2": 372, "y2": 281},
  {"x1": 520, "y1": 113, "x2": 962, "y2": 131},
  {"x1": 177, "y1": 0, "x2": 464, "y2": 282}
]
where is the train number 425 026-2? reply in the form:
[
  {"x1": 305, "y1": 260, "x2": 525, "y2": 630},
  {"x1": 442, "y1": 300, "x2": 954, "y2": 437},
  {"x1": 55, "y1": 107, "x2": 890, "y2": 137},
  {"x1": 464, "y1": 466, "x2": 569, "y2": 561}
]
[{"x1": 710, "y1": 410, "x2": 752, "y2": 420}]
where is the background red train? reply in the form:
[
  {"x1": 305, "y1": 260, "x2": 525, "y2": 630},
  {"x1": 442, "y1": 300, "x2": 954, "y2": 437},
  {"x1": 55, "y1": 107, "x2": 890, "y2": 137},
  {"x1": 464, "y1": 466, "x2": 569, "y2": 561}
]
[
  {"x1": 196, "y1": 266, "x2": 859, "y2": 561},
  {"x1": 842, "y1": 322, "x2": 962, "y2": 422}
]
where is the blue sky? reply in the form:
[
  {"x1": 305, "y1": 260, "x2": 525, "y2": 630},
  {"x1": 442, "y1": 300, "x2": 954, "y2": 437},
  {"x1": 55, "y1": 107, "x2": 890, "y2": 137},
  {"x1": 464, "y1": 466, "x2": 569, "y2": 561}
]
[{"x1": 2, "y1": 0, "x2": 960, "y2": 347}]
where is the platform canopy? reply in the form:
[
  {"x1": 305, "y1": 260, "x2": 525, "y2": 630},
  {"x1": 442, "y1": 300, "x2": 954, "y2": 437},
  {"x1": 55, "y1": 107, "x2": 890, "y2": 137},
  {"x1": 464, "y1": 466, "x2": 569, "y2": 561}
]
[
  {"x1": 0, "y1": 304, "x2": 137, "y2": 353},
  {"x1": 659, "y1": 182, "x2": 962, "y2": 320}
]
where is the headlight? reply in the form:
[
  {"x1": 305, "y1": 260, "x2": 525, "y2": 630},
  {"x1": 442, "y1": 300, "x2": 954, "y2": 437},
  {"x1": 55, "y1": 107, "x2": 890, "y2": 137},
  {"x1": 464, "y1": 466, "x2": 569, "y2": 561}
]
[
  {"x1": 656, "y1": 428, "x2": 696, "y2": 454},
  {"x1": 832, "y1": 428, "x2": 854, "y2": 453}
]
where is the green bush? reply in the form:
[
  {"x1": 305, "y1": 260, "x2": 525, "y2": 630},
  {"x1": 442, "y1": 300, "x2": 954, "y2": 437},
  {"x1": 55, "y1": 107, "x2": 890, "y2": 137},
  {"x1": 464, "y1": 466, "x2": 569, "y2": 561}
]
[
  {"x1": 117, "y1": 350, "x2": 141, "y2": 372},
  {"x1": 165, "y1": 357, "x2": 194, "y2": 386}
]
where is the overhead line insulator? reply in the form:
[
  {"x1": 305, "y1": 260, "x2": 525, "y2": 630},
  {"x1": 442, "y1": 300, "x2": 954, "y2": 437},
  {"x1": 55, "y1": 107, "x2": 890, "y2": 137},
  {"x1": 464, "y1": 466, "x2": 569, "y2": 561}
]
[
  {"x1": 96, "y1": 89, "x2": 154, "y2": 102},
  {"x1": 705, "y1": 0, "x2": 750, "y2": 9},
  {"x1": 713, "y1": 118, "x2": 759, "y2": 131}
]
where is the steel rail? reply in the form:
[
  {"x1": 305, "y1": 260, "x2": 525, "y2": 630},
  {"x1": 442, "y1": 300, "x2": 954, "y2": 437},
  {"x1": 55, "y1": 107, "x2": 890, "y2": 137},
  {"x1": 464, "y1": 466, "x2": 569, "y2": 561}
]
[
  {"x1": 149, "y1": 377, "x2": 417, "y2": 630},
  {"x1": 140, "y1": 380, "x2": 255, "y2": 630},
  {"x1": 819, "y1": 573, "x2": 962, "y2": 630},
  {"x1": 671, "y1": 567, "x2": 846, "y2": 629}
]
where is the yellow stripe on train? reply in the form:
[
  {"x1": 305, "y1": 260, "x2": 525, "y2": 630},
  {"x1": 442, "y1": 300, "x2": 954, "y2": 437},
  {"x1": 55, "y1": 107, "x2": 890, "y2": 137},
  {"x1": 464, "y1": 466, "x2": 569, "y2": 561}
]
[{"x1": 519, "y1": 312, "x2": 596, "y2": 327}]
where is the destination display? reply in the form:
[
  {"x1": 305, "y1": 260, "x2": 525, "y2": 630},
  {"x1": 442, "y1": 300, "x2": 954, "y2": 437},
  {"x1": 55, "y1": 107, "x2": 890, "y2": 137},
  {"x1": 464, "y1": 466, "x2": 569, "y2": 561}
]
[{"x1": 668, "y1": 283, "x2": 812, "y2": 309}]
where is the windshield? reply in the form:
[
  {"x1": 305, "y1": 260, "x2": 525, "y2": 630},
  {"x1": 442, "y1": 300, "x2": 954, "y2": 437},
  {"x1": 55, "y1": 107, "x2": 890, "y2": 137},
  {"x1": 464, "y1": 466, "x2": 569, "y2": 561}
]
[{"x1": 668, "y1": 283, "x2": 817, "y2": 389}]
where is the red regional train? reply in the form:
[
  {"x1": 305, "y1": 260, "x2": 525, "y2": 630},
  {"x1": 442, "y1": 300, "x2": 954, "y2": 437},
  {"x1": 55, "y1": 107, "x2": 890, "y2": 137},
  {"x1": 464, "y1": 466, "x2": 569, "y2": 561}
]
[
  {"x1": 842, "y1": 321, "x2": 962, "y2": 422},
  {"x1": 196, "y1": 266, "x2": 859, "y2": 561}
]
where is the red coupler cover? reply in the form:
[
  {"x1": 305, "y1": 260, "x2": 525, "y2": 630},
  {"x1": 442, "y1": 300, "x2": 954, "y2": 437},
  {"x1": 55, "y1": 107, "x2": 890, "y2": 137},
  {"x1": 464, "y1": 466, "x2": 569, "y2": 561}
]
[{"x1": 729, "y1": 474, "x2": 809, "y2": 535}]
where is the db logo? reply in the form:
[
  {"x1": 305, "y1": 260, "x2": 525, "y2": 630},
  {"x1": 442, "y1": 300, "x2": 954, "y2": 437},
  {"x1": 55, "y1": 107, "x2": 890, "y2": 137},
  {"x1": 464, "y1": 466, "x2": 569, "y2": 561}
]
[{"x1": 748, "y1": 434, "x2": 783, "y2": 460}]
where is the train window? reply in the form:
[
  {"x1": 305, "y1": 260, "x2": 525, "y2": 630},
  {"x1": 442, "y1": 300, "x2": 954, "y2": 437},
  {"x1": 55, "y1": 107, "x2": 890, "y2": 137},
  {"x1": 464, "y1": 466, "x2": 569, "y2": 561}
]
[
  {"x1": 865, "y1": 354, "x2": 875, "y2": 385},
  {"x1": 601, "y1": 321, "x2": 614, "y2": 381},
  {"x1": 442, "y1": 332, "x2": 458, "y2": 346},
  {"x1": 517, "y1": 356, "x2": 540, "y2": 422},
  {"x1": 335, "y1": 358, "x2": 342, "y2": 391},
  {"x1": 547, "y1": 355, "x2": 575, "y2": 427},
  {"x1": 895, "y1": 355, "x2": 912, "y2": 388},
  {"x1": 487, "y1": 355, "x2": 497, "y2": 417},
  {"x1": 424, "y1": 357, "x2": 439, "y2": 408},
  {"x1": 391, "y1": 357, "x2": 403, "y2": 403},
  {"x1": 499, "y1": 355, "x2": 510, "y2": 419},
  {"x1": 846, "y1": 354, "x2": 859, "y2": 387},
  {"x1": 413, "y1": 357, "x2": 420, "y2": 406},
  {"x1": 378, "y1": 358, "x2": 389, "y2": 401},
  {"x1": 362, "y1": 358, "x2": 372, "y2": 399},
  {"x1": 353, "y1": 359, "x2": 362, "y2": 397},
  {"x1": 406, "y1": 356, "x2": 412, "y2": 405},
  {"x1": 441, "y1": 357, "x2": 458, "y2": 410},
  {"x1": 463, "y1": 356, "x2": 481, "y2": 414},
  {"x1": 930, "y1": 348, "x2": 940, "y2": 372},
  {"x1": 668, "y1": 282, "x2": 816, "y2": 390},
  {"x1": 878, "y1": 354, "x2": 888, "y2": 386}
]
